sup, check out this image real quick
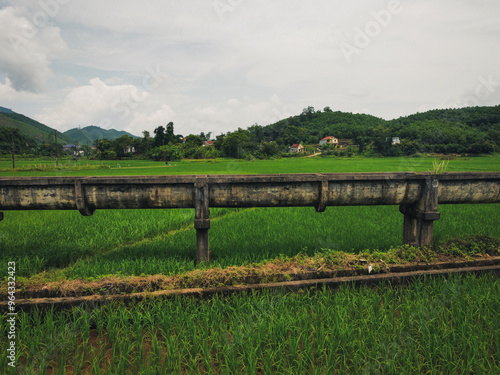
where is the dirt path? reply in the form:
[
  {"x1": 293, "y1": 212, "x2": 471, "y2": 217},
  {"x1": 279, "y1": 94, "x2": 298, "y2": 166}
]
[{"x1": 304, "y1": 152, "x2": 321, "y2": 158}]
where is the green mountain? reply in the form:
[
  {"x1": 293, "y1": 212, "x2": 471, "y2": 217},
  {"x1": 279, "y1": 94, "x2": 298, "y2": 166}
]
[
  {"x1": 0, "y1": 108, "x2": 139, "y2": 146},
  {"x1": 0, "y1": 106, "x2": 15, "y2": 114},
  {"x1": 63, "y1": 126, "x2": 138, "y2": 144},
  {"x1": 245, "y1": 105, "x2": 500, "y2": 155},
  {"x1": 0, "y1": 110, "x2": 73, "y2": 144}
]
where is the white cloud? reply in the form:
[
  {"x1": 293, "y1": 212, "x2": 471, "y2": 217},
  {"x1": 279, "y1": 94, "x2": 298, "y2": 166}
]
[
  {"x1": 0, "y1": 77, "x2": 42, "y2": 104},
  {"x1": 0, "y1": 6, "x2": 68, "y2": 92},
  {"x1": 186, "y1": 95, "x2": 292, "y2": 136},
  {"x1": 126, "y1": 105, "x2": 176, "y2": 136},
  {"x1": 37, "y1": 78, "x2": 153, "y2": 132},
  {"x1": 0, "y1": 0, "x2": 499, "y2": 135}
]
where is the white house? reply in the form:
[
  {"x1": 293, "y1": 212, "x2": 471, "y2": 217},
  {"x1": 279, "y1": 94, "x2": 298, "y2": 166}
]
[
  {"x1": 386, "y1": 137, "x2": 401, "y2": 145},
  {"x1": 124, "y1": 145, "x2": 135, "y2": 154},
  {"x1": 319, "y1": 136, "x2": 338, "y2": 146},
  {"x1": 289, "y1": 143, "x2": 305, "y2": 153}
]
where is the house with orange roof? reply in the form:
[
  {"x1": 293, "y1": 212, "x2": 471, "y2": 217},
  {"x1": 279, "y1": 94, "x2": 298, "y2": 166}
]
[
  {"x1": 289, "y1": 143, "x2": 305, "y2": 153},
  {"x1": 319, "y1": 136, "x2": 338, "y2": 146}
]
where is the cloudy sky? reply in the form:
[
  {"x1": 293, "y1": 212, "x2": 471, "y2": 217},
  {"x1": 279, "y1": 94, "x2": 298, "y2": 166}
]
[{"x1": 1, "y1": 0, "x2": 499, "y2": 137}]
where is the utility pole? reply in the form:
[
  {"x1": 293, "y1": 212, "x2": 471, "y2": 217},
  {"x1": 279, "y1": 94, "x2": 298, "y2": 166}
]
[
  {"x1": 54, "y1": 130, "x2": 59, "y2": 166},
  {"x1": 11, "y1": 131, "x2": 15, "y2": 169}
]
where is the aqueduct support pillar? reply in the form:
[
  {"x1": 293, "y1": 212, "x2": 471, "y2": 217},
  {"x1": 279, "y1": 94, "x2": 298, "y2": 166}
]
[
  {"x1": 194, "y1": 181, "x2": 210, "y2": 263},
  {"x1": 399, "y1": 177, "x2": 440, "y2": 247}
]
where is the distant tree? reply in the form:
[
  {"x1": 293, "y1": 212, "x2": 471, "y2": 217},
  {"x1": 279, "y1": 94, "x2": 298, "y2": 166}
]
[
  {"x1": 353, "y1": 135, "x2": 371, "y2": 154},
  {"x1": 258, "y1": 141, "x2": 280, "y2": 157},
  {"x1": 95, "y1": 139, "x2": 116, "y2": 159},
  {"x1": 114, "y1": 135, "x2": 134, "y2": 159},
  {"x1": 165, "y1": 122, "x2": 175, "y2": 144},
  {"x1": 154, "y1": 122, "x2": 182, "y2": 144},
  {"x1": 0, "y1": 128, "x2": 32, "y2": 155},
  {"x1": 80, "y1": 143, "x2": 90, "y2": 157},
  {"x1": 199, "y1": 131, "x2": 212, "y2": 141},
  {"x1": 247, "y1": 124, "x2": 267, "y2": 142},
  {"x1": 142, "y1": 130, "x2": 152, "y2": 152},
  {"x1": 222, "y1": 130, "x2": 250, "y2": 158},
  {"x1": 153, "y1": 126, "x2": 166, "y2": 147},
  {"x1": 131, "y1": 137, "x2": 143, "y2": 154},
  {"x1": 371, "y1": 125, "x2": 392, "y2": 155},
  {"x1": 184, "y1": 134, "x2": 204, "y2": 148},
  {"x1": 213, "y1": 134, "x2": 226, "y2": 151},
  {"x1": 300, "y1": 106, "x2": 316, "y2": 120}
]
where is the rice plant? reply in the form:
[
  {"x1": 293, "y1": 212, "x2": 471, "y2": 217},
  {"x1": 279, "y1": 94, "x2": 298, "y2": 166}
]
[{"x1": 1, "y1": 273, "x2": 498, "y2": 374}]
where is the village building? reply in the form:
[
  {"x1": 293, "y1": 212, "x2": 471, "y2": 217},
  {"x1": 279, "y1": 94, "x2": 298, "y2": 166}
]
[
  {"x1": 289, "y1": 143, "x2": 305, "y2": 153},
  {"x1": 319, "y1": 136, "x2": 338, "y2": 146},
  {"x1": 385, "y1": 137, "x2": 401, "y2": 145},
  {"x1": 124, "y1": 145, "x2": 135, "y2": 154},
  {"x1": 63, "y1": 144, "x2": 84, "y2": 156},
  {"x1": 202, "y1": 141, "x2": 214, "y2": 147}
]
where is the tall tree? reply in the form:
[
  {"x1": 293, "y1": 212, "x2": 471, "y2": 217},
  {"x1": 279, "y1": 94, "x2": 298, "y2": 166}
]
[
  {"x1": 153, "y1": 125, "x2": 166, "y2": 147},
  {"x1": 142, "y1": 130, "x2": 152, "y2": 153},
  {"x1": 165, "y1": 122, "x2": 175, "y2": 143},
  {"x1": 114, "y1": 135, "x2": 134, "y2": 159},
  {"x1": 199, "y1": 131, "x2": 212, "y2": 141},
  {"x1": 222, "y1": 130, "x2": 250, "y2": 158}
]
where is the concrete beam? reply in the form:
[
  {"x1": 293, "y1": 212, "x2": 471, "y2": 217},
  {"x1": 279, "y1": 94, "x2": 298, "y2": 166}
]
[
  {"x1": 1, "y1": 173, "x2": 499, "y2": 211},
  {"x1": 1, "y1": 172, "x2": 499, "y2": 256}
]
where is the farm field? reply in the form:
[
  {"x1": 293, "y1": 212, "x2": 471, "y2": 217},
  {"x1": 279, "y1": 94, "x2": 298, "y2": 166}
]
[
  {"x1": 1, "y1": 155, "x2": 500, "y2": 177},
  {"x1": 1, "y1": 156, "x2": 499, "y2": 374},
  {"x1": 1, "y1": 156, "x2": 499, "y2": 281},
  {"x1": 1, "y1": 204, "x2": 500, "y2": 281},
  {"x1": 1, "y1": 274, "x2": 499, "y2": 374}
]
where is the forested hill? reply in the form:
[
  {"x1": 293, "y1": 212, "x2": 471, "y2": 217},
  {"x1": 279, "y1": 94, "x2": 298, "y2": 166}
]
[
  {"x1": 0, "y1": 111, "x2": 73, "y2": 144},
  {"x1": 255, "y1": 107, "x2": 385, "y2": 145},
  {"x1": 0, "y1": 106, "x2": 14, "y2": 114},
  {"x1": 385, "y1": 106, "x2": 500, "y2": 154},
  {"x1": 245, "y1": 105, "x2": 500, "y2": 155},
  {"x1": 389, "y1": 106, "x2": 500, "y2": 129},
  {"x1": 63, "y1": 126, "x2": 138, "y2": 144}
]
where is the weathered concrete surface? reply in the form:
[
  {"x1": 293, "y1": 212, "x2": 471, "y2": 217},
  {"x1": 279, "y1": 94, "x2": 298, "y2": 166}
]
[
  {"x1": 1, "y1": 172, "x2": 499, "y2": 258},
  {"x1": 1, "y1": 172, "x2": 499, "y2": 210}
]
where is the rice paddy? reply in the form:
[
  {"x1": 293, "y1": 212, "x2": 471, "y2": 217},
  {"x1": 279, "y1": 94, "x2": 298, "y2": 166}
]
[
  {"x1": 1, "y1": 156, "x2": 499, "y2": 281},
  {"x1": 1, "y1": 274, "x2": 499, "y2": 374},
  {"x1": 1, "y1": 156, "x2": 499, "y2": 373},
  {"x1": 1, "y1": 204, "x2": 499, "y2": 281}
]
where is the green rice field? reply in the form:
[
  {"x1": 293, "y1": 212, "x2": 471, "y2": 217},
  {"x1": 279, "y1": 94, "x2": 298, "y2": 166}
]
[
  {"x1": 1, "y1": 156, "x2": 499, "y2": 374},
  {"x1": 1, "y1": 156, "x2": 499, "y2": 280},
  {"x1": 1, "y1": 204, "x2": 499, "y2": 281},
  {"x1": 1, "y1": 274, "x2": 499, "y2": 374},
  {"x1": 1, "y1": 155, "x2": 500, "y2": 177}
]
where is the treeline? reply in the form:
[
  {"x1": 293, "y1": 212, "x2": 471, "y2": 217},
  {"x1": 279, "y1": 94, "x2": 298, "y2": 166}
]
[
  {"x1": 92, "y1": 121, "x2": 290, "y2": 161},
  {"x1": 91, "y1": 123, "x2": 221, "y2": 160},
  {"x1": 386, "y1": 106, "x2": 499, "y2": 155},
  {"x1": 62, "y1": 105, "x2": 500, "y2": 160},
  {"x1": 2, "y1": 105, "x2": 499, "y2": 160},
  {"x1": 211, "y1": 105, "x2": 499, "y2": 158},
  {"x1": 0, "y1": 127, "x2": 65, "y2": 157}
]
